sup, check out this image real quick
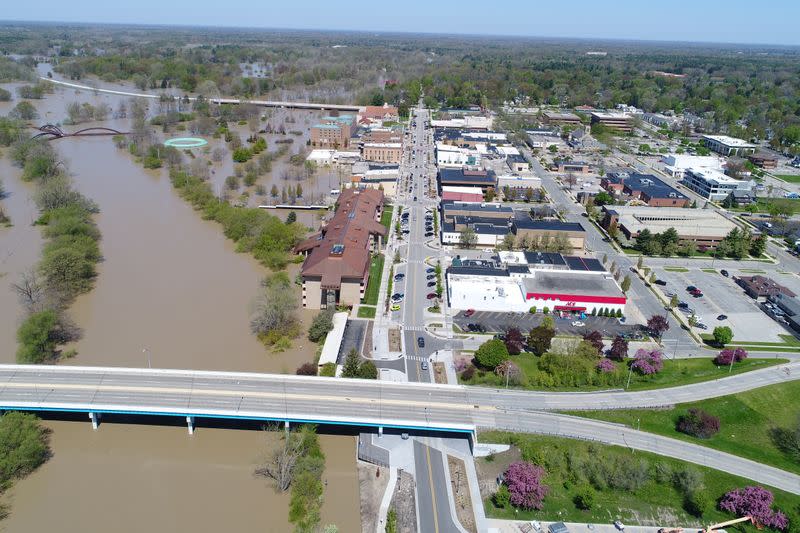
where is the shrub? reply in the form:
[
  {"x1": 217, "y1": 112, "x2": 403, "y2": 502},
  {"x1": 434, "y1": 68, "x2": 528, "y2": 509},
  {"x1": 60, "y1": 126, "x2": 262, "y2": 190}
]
[
  {"x1": 504, "y1": 461, "x2": 549, "y2": 510},
  {"x1": 0, "y1": 412, "x2": 50, "y2": 485},
  {"x1": 527, "y1": 325, "x2": 554, "y2": 356},
  {"x1": 719, "y1": 486, "x2": 788, "y2": 530},
  {"x1": 712, "y1": 326, "x2": 734, "y2": 347},
  {"x1": 676, "y1": 408, "x2": 720, "y2": 439},
  {"x1": 474, "y1": 339, "x2": 509, "y2": 370},
  {"x1": 596, "y1": 358, "x2": 616, "y2": 373},
  {"x1": 714, "y1": 347, "x2": 748, "y2": 365},
  {"x1": 685, "y1": 490, "x2": 711, "y2": 517},
  {"x1": 574, "y1": 484, "x2": 596, "y2": 510},
  {"x1": 542, "y1": 306, "x2": 550, "y2": 314},
  {"x1": 319, "y1": 363, "x2": 336, "y2": 377},
  {"x1": 296, "y1": 363, "x2": 318, "y2": 376},
  {"x1": 16, "y1": 310, "x2": 61, "y2": 364},
  {"x1": 528, "y1": 306, "x2": 537, "y2": 314},
  {"x1": 631, "y1": 348, "x2": 664, "y2": 375},
  {"x1": 493, "y1": 484, "x2": 510, "y2": 508},
  {"x1": 461, "y1": 366, "x2": 476, "y2": 380},
  {"x1": 308, "y1": 309, "x2": 334, "y2": 342},
  {"x1": 769, "y1": 420, "x2": 800, "y2": 462}
]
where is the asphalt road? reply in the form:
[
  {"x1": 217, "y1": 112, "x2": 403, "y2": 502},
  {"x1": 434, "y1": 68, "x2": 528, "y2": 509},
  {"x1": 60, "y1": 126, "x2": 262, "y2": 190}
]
[
  {"x1": 2, "y1": 361, "x2": 799, "y2": 493},
  {"x1": 414, "y1": 440, "x2": 462, "y2": 533}
]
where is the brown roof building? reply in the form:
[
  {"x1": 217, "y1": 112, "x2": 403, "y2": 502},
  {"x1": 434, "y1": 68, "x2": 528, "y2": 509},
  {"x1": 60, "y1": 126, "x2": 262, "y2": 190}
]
[
  {"x1": 359, "y1": 104, "x2": 400, "y2": 123},
  {"x1": 296, "y1": 188, "x2": 387, "y2": 309},
  {"x1": 736, "y1": 275, "x2": 797, "y2": 301}
]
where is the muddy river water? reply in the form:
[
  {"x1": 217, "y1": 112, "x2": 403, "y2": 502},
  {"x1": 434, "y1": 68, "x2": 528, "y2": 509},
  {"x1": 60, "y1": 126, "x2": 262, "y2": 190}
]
[{"x1": 0, "y1": 80, "x2": 360, "y2": 531}]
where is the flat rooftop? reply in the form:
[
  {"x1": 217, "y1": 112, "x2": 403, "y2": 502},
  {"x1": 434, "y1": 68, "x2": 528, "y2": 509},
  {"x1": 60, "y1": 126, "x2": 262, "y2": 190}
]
[
  {"x1": 702, "y1": 134, "x2": 756, "y2": 148},
  {"x1": 687, "y1": 167, "x2": 743, "y2": 185},
  {"x1": 522, "y1": 271, "x2": 623, "y2": 298},
  {"x1": 591, "y1": 111, "x2": 633, "y2": 120},
  {"x1": 606, "y1": 205, "x2": 737, "y2": 238}
]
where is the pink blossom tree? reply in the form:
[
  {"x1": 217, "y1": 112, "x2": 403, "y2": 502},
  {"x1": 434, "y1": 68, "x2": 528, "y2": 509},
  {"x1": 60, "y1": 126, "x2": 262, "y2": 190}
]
[
  {"x1": 719, "y1": 486, "x2": 788, "y2": 530},
  {"x1": 631, "y1": 348, "x2": 664, "y2": 375},
  {"x1": 596, "y1": 358, "x2": 616, "y2": 373},
  {"x1": 714, "y1": 348, "x2": 748, "y2": 366},
  {"x1": 504, "y1": 461, "x2": 549, "y2": 510}
]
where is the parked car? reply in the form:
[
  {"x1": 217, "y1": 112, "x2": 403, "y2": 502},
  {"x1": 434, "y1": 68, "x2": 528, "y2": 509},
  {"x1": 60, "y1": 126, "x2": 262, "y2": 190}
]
[
  {"x1": 686, "y1": 285, "x2": 697, "y2": 292},
  {"x1": 391, "y1": 293, "x2": 404, "y2": 302},
  {"x1": 417, "y1": 337, "x2": 425, "y2": 348},
  {"x1": 654, "y1": 279, "x2": 667, "y2": 286},
  {"x1": 678, "y1": 302, "x2": 689, "y2": 309},
  {"x1": 571, "y1": 321, "x2": 585, "y2": 327},
  {"x1": 394, "y1": 273, "x2": 405, "y2": 281},
  {"x1": 614, "y1": 520, "x2": 625, "y2": 531},
  {"x1": 427, "y1": 274, "x2": 436, "y2": 280},
  {"x1": 696, "y1": 323, "x2": 708, "y2": 330},
  {"x1": 464, "y1": 309, "x2": 475, "y2": 317},
  {"x1": 427, "y1": 281, "x2": 436, "y2": 287},
  {"x1": 426, "y1": 268, "x2": 435, "y2": 273},
  {"x1": 717, "y1": 314, "x2": 728, "y2": 320},
  {"x1": 426, "y1": 292, "x2": 437, "y2": 299},
  {"x1": 720, "y1": 269, "x2": 729, "y2": 277},
  {"x1": 390, "y1": 304, "x2": 400, "y2": 311}
]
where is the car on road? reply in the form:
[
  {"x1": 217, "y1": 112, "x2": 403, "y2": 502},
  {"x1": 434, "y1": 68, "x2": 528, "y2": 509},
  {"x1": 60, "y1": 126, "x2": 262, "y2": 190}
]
[
  {"x1": 394, "y1": 273, "x2": 405, "y2": 281},
  {"x1": 426, "y1": 292, "x2": 437, "y2": 299},
  {"x1": 654, "y1": 279, "x2": 667, "y2": 286},
  {"x1": 614, "y1": 520, "x2": 625, "y2": 531},
  {"x1": 420, "y1": 361, "x2": 428, "y2": 370},
  {"x1": 571, "y1": 321, "x2": 585, "y2": 327},
  {"x1": 717, "y1": 314, "x2": 728, "y2": 320},
  {"x1": 720, "y1": 269, "x2": 729, "y2": 277},
  {"x1": 417, "y1": 337, "x2": 425, "y2": 348},
  {"x1": 464, "y1": 308, "x2": 475, "y2": 317}
]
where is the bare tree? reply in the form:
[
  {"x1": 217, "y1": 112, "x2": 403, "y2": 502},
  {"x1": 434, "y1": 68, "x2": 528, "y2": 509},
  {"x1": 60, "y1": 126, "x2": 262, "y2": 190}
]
[
  {"x1": 254, "y1": 429, "x2": 304, "y2": 492},
  {"x1": 12, "y1": 270, "x2": 47, "y2": 313}
]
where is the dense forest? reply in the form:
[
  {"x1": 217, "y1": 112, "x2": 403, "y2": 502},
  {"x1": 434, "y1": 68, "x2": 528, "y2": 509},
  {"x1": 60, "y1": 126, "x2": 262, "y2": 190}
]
[{"x1": 1, "y1": 23, "x2": 799, "y2": 150}]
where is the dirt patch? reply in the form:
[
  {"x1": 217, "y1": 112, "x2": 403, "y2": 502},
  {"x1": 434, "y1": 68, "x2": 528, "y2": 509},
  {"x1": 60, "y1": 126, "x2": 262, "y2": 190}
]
[
  {"x1": 388, "y1": 469, "x2": 417, "y2": 533},
  {"x1": 363, "y1": 321, "x2": 374, "y2": 358},
  {"x1": 358, "y1": 461, "x2": 389, "y2": 533},
  {"x1": 389, "y1": 328, "x2": 401, "y2": 352},
  {"x1": 448, "y1": 455, "x2": 477, "y2": 533},
  {"x1": 474, "y1": 447, "x2": 522, "y2": 500},
  {"x1": 433, "y1": 362, "x2": 447, "y2": 384}
]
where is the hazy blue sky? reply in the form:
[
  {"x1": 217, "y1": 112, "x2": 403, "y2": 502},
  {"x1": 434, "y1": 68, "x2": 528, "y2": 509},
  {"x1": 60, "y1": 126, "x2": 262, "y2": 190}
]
[{"x1": 3, "y1": 0, "x2": 799, "y2": 46}]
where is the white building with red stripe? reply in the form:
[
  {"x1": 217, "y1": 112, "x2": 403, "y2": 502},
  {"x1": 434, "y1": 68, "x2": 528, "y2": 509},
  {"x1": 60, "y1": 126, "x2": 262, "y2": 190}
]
[{"x1": 446, "y1": 263, "x2": 626, "y2": 315}]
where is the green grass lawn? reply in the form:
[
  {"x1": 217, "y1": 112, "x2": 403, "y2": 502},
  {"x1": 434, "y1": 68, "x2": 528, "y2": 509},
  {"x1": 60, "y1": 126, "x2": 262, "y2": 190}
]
[
  {"x1": 459, "y1": 355, "x2": 784, "y2": 392},
  {"x1": 664, "y1": 266, "x2": 690, "y2": 272},
  {"x1": 568, "y1": 381, "x2": 800, "y2": 474},
  {"x1": 701, "y1": 268, "x2": 718, "y2": 274},
  {"x1": 479, "y1": 431, "x2": 800, "y2": 527},
  {"x1": 775, "y1": 174, "x2": 800, "y2": 184},
  {"x1": 357, "y1": 306, "x2": 376, "y2": 319},
  {"x1": 361, "y1": 254, "x2": 385, "y2": 306},
  {"x1": 380, "y1": 205, "x2": 393, "y2": 230}
]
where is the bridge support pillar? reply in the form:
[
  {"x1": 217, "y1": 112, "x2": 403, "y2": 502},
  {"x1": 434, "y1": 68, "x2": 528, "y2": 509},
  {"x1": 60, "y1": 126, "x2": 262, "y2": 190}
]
[
  {"x1": 378, "y1": 426, "x2": 383, "y2": 438},
  {"x1": 89, "y1": 412, "x2": 101, "y2": 430},
  {"x1": 186, "y1": 416, "x2": 195, "y2": 435}
]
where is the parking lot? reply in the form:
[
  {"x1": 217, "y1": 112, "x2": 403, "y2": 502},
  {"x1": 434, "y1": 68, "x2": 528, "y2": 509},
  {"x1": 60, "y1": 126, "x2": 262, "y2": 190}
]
[
  {"x1": 652, "y1": 267, "x2": 791, "y2": 342},
  {"x1": 453, "y1": 310, "x2": 642, "y2": 338}
]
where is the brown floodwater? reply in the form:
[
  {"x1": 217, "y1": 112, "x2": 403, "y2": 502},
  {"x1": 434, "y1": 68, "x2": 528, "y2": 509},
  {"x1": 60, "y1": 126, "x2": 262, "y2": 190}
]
[
  {"x1": 0, "y1": 421, "x2": 360, "y2": 533},
  {"x1": 0, "y1": 81, "x2": 359, "y2": 531}
]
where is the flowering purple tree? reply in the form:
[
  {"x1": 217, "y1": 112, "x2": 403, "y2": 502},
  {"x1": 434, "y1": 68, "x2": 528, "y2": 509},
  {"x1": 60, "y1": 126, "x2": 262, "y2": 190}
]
[
  {"x1": 719, "y1": 486, "x2": 788, "y2": 530},
  {"x1": 714, "y1": 348, "x2": 749, "y2": 366},
  {"x1": 596, "y1": 358, "x2": 617, "y2": 373},
  {"x1": 631, "y1": 348, "x2": 664, "y2": 375},
  {"x1": 504, "y1": 461, "x2": 549, "y2": 510}
]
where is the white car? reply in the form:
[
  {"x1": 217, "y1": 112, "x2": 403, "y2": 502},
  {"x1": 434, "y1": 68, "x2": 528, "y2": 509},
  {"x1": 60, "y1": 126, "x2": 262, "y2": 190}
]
[{"x1": 571, "y1": 321, "x2": 585, "y2": 327}]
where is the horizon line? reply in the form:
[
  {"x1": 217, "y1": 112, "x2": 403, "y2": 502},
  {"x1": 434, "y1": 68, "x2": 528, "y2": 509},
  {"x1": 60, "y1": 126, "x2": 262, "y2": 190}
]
[{"x1": 1, "y1": 18, "x2": 799, "y2": 49}]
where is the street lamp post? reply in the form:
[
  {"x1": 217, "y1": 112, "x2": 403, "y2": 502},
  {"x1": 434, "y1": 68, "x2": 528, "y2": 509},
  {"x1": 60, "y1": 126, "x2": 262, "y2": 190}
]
[{"x1": 143, "y1": 348, "x2": 151, "y2": 369}]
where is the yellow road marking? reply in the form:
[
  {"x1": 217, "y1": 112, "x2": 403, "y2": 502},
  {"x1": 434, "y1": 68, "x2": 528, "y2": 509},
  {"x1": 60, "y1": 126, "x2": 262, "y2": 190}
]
[{"x1": 2, "y1": 381, "x2": 491, "y2": 412}]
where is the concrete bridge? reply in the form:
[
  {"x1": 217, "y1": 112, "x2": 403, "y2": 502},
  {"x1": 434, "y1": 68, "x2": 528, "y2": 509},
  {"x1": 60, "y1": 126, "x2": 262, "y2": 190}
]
[
  {"x1": 39, "y1": 77, "x2": 362, "y2": 112},
  {"x1": 1, "y1": 363, "x2": 799, "y2": 493}
]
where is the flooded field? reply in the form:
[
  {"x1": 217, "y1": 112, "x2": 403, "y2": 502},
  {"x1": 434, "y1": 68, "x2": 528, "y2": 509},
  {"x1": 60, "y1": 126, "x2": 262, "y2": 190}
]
[{"x1": 0, "y1": 75, "x2": 359, "y2": 531}]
